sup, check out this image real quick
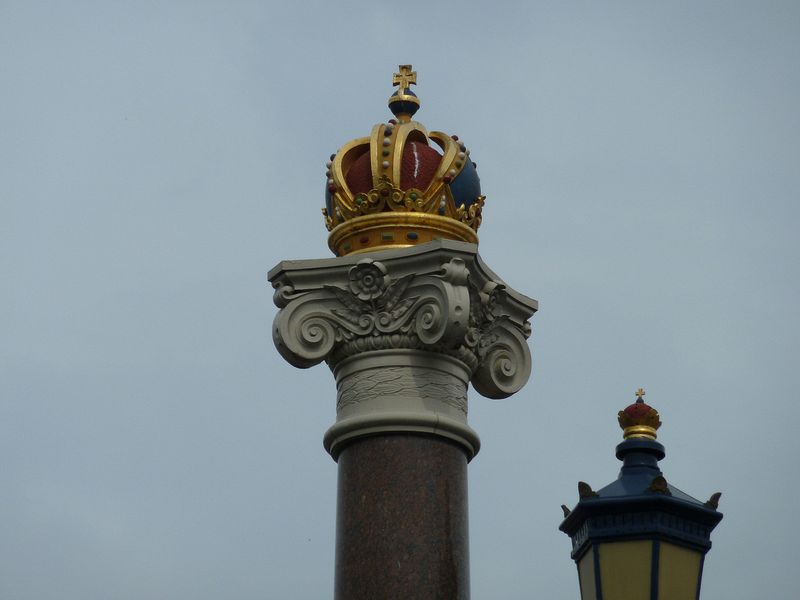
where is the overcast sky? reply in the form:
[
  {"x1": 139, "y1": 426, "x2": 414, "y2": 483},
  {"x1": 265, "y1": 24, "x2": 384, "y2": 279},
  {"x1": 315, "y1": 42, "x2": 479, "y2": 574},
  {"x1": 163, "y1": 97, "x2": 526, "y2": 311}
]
[{"x1": 2, "y1": 1, "x2": 799, "y2": 599}]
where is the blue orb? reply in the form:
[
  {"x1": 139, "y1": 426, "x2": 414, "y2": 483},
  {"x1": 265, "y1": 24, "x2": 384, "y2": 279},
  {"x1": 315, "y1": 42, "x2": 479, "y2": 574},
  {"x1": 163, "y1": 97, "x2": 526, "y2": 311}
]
[{"x1": 449, "y1": 159, "x2": 481, "y2": 208}]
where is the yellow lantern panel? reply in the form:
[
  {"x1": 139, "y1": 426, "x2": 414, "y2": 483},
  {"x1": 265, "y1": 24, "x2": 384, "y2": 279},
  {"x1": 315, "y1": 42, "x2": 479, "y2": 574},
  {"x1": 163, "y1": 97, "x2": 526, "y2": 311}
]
[
  {"x1": 598, "y1": 540, "x2": 653, "y2": 600},
  {"x1": 577, "y1": 550, "x2": 597, "y2": 600},
  {"x1": 657, "y1": 542, "x2": 703, "y2": 600}
]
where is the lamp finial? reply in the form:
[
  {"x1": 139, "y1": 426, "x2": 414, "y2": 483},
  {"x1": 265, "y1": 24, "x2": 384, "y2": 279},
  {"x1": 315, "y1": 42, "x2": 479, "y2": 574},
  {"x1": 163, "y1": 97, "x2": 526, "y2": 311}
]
[{"x1": 618, "y1": 387, "x2": 661, "y2": 440}]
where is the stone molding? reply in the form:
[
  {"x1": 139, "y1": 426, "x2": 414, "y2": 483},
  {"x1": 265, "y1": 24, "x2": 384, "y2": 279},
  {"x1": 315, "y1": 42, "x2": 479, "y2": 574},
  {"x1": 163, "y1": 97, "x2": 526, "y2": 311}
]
[
  {"x1": 336, "y1": 366, "x2": 467, "y2": 415},
  {"x1": 325, "y1": 349, "x2": 479, "y2": 460}
]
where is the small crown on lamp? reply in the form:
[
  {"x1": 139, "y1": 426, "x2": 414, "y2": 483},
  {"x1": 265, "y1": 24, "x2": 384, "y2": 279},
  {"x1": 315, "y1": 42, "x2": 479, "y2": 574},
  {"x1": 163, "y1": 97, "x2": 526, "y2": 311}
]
[
  {"x1": 617, "y1": 387, "x2": 662, "y2": 440},
  {"x1": 322, "y1": 65, "x2": 486, "y2": 256}
]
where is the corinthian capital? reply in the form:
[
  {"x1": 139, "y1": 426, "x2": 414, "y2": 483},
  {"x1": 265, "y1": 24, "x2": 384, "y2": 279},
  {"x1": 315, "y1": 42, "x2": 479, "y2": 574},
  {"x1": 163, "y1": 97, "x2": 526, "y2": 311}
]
[{"x1": 269, "y1": 240, "x2": 537, "y2": 400}]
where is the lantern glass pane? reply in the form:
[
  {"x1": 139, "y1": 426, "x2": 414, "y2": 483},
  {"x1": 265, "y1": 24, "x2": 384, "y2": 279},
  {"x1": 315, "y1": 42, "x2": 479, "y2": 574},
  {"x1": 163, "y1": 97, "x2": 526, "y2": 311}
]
[
  {"x1": 577, "y1": 549, "x2": 597, "y2": 600},
  {"x1": 657, "y1": 542, "x2": 702, "y2": 600},
  {"x1": 598, "y1": 540, "x2": 652, "y2": 600}
]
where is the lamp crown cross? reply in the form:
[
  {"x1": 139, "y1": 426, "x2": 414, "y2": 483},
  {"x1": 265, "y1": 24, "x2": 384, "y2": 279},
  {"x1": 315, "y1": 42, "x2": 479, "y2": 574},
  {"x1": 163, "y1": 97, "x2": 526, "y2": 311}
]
[
  {"x1": 393, "y1": 65, "x2": 417, "y2": 92},
  {"x1": 635, "y1": 388, "x2": 646, "y2": 402}
]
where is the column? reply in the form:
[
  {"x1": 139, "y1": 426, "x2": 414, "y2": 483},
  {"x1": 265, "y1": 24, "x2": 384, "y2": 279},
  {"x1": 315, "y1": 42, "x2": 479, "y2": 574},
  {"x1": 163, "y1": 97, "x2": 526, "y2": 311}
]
[{"x1": 270, "y1": 240, "x2": 536, "y2": 600}]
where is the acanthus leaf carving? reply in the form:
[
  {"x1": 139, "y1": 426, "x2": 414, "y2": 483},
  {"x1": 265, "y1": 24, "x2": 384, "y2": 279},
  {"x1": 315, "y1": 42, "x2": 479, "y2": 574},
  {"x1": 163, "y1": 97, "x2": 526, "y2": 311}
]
[
  {"x1": 319, "y1": 258, "x2": 470, "y2": 351},
  {"x1": 378, "y1": 272, "x2": 414, "y2": 313}
]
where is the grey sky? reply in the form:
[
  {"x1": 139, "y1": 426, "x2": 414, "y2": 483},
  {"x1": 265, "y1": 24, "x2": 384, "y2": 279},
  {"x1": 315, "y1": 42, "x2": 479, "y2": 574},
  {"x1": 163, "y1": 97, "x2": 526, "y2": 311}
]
[{"x1": 2, "y1": 1, "x2": 798, "y2": 598}]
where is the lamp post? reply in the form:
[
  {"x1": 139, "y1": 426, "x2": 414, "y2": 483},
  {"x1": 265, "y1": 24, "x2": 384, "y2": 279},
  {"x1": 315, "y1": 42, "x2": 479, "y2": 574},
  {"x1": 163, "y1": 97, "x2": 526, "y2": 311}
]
[{"x1": 559, "y1": 389, "x2": 723, "y2": 600}]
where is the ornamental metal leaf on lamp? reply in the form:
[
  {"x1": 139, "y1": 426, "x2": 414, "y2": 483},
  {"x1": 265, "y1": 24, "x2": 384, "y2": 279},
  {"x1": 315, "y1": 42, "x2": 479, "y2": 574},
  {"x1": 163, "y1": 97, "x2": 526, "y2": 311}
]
[
  {"x1": 559, "y1": 389, "x2": 723, "y2": 600},
  {"x1": 322, "y1": 65, "x2": 485, "y2": 257}
]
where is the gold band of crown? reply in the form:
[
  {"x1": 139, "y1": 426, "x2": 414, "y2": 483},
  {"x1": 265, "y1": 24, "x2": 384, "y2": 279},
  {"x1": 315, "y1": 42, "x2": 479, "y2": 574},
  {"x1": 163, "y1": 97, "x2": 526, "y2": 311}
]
[
  {"x1": 621, "y1": 424, "x2": 659, "y2": 440},
  {"x1": 328, "y1": 212, "x2": 479, "y2": 256}
]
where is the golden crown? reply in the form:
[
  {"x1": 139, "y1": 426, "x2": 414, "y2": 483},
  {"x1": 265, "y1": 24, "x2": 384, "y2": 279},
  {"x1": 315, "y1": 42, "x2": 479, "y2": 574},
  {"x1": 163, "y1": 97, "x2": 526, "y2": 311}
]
[
  {"x1": 322, "y1": 65, "x2": 485, "y2": 256},
  {"x1": 617, "y1": 388, "x2": 662, "y2": 440}
]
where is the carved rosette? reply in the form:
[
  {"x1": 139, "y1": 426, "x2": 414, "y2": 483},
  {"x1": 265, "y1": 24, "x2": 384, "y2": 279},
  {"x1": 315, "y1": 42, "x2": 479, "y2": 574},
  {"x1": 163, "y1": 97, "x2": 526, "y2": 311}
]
[{"x1": 269, "y1": 241, "x2": 537, "y2": 459}]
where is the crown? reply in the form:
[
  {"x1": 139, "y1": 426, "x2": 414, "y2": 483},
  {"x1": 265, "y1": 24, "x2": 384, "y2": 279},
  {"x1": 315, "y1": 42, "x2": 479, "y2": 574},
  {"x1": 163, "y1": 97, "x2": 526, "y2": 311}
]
[
  {"x1": 617, "y1": 388, "x2": 662, "y2": 440},
  {"x1": 322, "y1": 65, "x2": 485, "y2": 256}
]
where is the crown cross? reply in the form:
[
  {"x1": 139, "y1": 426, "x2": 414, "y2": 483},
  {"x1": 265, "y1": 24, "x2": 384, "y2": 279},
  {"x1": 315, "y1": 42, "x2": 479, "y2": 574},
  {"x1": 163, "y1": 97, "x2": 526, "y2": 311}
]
[
  {"x1": 635, "y1": 388, "x2": 646, "y2": 401},
  {"x1": 392, "y1": 65, "x2": 417, "y2": 92}
]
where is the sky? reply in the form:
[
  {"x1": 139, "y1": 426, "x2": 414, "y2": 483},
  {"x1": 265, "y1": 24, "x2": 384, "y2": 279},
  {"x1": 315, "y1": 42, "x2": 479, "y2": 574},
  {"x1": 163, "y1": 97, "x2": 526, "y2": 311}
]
[{"x1": 2, "y1": 1, "x2": 798, "y2": 598}]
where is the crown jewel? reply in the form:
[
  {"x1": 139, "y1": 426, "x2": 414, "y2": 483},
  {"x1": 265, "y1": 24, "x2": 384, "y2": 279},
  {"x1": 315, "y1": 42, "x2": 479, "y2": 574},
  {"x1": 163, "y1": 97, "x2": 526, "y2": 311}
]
[{"x1": 322, "y1": 65, "x2": 485, "y2": 256}]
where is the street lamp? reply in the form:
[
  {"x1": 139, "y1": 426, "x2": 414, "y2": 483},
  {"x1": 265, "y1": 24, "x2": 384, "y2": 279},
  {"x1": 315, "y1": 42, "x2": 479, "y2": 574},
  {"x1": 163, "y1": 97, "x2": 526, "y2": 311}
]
[{"x1": 559, "y1": 389, "x2": 723, "y2": 600}]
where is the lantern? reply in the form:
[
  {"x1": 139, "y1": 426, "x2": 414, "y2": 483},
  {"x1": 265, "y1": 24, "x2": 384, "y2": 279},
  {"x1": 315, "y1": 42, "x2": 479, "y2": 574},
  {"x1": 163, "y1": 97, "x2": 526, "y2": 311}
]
[{"x1": 559, "y1": 389, "x2": 723, "y2": 599}]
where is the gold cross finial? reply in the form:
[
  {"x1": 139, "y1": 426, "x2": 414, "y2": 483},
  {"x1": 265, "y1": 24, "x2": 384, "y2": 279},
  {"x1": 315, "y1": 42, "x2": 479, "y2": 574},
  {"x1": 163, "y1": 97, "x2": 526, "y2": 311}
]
[
  {"x1": 393, "y1": 65, "x2": 417, "y2": 92},
  {"x1": 635, "y1": 388, "x2": 646, "y2": 401}
]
